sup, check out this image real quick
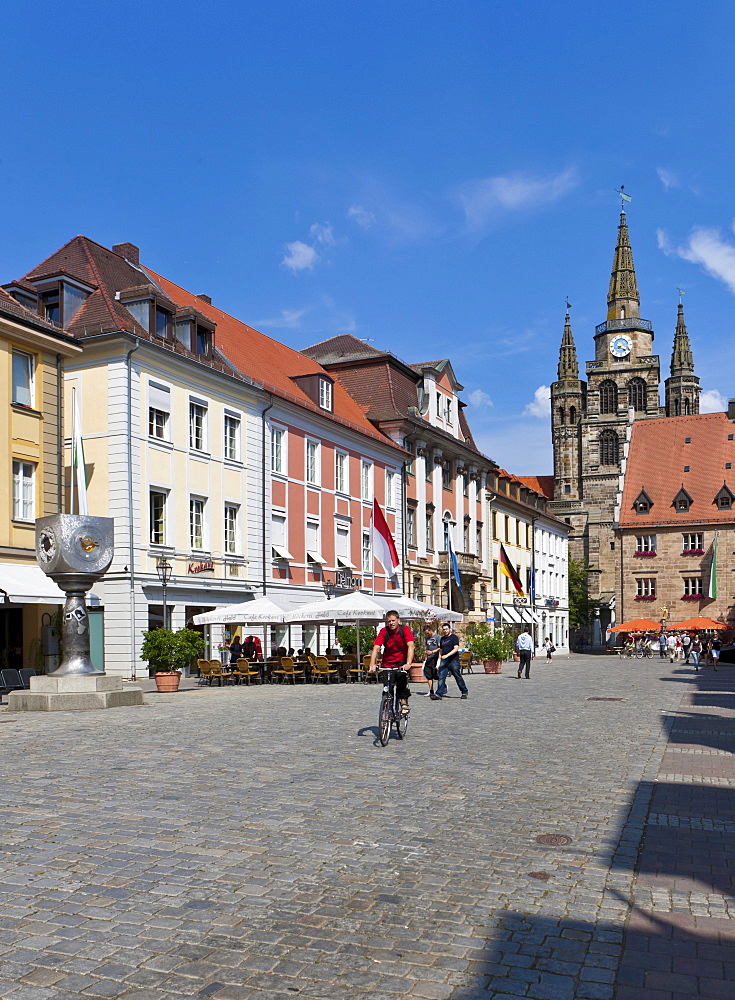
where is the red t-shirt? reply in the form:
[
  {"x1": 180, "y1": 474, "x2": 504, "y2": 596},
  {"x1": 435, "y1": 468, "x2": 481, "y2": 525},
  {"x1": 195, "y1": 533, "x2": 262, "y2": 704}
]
[{"x1": 375, "y1": 624, "x2": 415, "y2": 667}]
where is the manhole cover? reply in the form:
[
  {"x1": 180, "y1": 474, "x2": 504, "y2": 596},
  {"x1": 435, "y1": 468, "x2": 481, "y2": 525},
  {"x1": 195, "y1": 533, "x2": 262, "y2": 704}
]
[
  {"x1": 528, "y1": 871, "x2": 551, "y2": 881},
  {"x1": 587, "y1": 697, "x2": 623, "y2": 702},
  {"x1": 535, "y1": 834, "x2": 572, "y2": 846}
]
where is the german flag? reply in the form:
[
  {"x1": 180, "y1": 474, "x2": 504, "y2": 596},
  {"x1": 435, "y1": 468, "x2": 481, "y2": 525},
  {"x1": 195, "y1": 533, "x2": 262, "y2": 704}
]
[{"x1": 499, "y1": 543, "x2": 524, "y2": 596}]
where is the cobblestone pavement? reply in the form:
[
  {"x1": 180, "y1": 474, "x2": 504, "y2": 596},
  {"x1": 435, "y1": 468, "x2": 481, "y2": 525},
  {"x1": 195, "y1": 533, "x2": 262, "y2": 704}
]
[{"x1": 0, "y1": 655, "x2": 732, "y2": 999}]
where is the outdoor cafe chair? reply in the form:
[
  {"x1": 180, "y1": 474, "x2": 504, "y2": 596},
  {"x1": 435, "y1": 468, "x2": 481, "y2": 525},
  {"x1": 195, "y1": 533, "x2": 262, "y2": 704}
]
[
  {"x1": 19, "y1": 667, "x2": 36, "y2": 688},
  {"x1": 234, "y1": 658, "x2": 261, "y2": 685},
  {"x1": 308, "y1": 655, "x2": 339, "y2": 684},
  {"x1": 460, "y1": 651, "x2": 474, "y2": 674},
  {"x1": 272, "y1": 656, "x2": 306, "y2": 684},
  {"x1": 343, "y1": 656, "x2": 362, "y2": 683},
  {"x1": 208, "y1": 659, "x2": 229, "y2": 686},
  {"x1": 196, "y1": 659, "x2": 211, "y2": 684},
  {"x1": 0, "y1": 669, "x2": 24, "y2": 701}
]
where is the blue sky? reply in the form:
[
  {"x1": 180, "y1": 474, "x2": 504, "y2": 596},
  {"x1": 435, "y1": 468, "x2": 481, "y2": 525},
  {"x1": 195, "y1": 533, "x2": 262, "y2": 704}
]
[{"x1": 3, "y1": 1, "x2": 735, "y2": 474}]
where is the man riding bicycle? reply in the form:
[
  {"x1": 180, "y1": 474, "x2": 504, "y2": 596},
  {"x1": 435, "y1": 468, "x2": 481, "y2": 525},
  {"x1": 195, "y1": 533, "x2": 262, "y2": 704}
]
[{"x1": 369, "y1": 611, "x2": 414, "y2": 714}]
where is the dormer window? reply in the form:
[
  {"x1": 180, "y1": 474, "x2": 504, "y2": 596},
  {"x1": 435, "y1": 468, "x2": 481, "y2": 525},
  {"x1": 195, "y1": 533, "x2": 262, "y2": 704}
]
[
  {"x1": 673, "y1": 486, "x2": 693, "y2": 512},
  {"x1": 714, "y1": 483, "x2": 734, "y2": 510},
  {"x1": 195, "y1": 325, "x2": 211, "y2": 355},
  {"x1": 633, "y1": 488, "x2": 653, "y2": 515},
  {"x1": 41, "y1": 289, "x2": 60, "y2": 325},
  {"x1": 446, "y1": 398, "x2": 452, "y2": 423},
  {"x1": 319, "y1": 378, "x2": 332, "y2": 411},
  {"x1": 32, "y1": 279, "x2": 91, "y2": 328},
  {"x1": 155, "y1": 306, "x2": 171, "y2": 340}
]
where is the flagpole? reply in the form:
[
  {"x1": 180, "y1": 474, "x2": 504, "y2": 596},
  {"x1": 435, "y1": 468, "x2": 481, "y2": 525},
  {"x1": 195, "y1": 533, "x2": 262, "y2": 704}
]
[
  {"x1": 447, "y1": 528, "x2": 453, "y2": 612},
  {"x1": 370, "y1": 517, "x2": 375, "y2": 596}
]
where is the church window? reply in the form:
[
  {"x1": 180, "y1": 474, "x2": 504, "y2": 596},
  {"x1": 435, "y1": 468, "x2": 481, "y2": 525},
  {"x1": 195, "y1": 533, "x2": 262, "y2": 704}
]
[
  {"x1": 569, "y1": 405, "x2": 576, "y2": 423},
  {"x1": 558, "y1": 407, "x2": 565, "y2": 425},
  {"x1": 599, "y1": 429, "x2": 619, "y2": 466},
  {"x1": 674, "y1": 398, "x2": 680, "y2": 416},
  {"x1": 628, "y1": 378, "x2": 646, "y2": 411},
  {"x1": 564, "y1": 485, "x2": 571, "y2": 495},
  {"x1": 684, "y1": 398, "x2": 691, "y2": 415},
  {"x1": 599, "y1": 380, "x2": 618, "y2": 414}
]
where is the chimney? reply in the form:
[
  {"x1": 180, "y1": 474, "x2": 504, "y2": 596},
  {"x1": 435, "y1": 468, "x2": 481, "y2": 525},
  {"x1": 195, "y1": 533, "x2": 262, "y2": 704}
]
[
  {"x1": 728, "y1": 399, "x2": 735, "y2": 421},
  {"x1": 197, "y1": 294, "x2": 212, "y2": 305},
  {"x1": 112, "y1": 242, "x2": 140, "y2": 265}
]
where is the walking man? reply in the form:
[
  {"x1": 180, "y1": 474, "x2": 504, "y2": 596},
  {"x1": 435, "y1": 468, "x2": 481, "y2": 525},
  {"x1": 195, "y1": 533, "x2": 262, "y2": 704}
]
[
  {"x1": 681, "y1": 631, "x2": 691, "y2": 664},
  {"x1": 435, "y1": 622, "x2": 468, "y2": 699},
  {"x1": 423, "y1": 624, "x2": 441, "y2": 700},
  {"x1": 516, "y1": 628, "x2": 534, "y2": 679},
  {"x1": 658, "y1": 632, "x2": 667, "y2": 659}
]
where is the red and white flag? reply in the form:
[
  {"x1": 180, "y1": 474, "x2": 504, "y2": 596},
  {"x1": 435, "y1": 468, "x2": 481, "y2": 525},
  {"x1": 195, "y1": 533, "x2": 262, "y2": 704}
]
[{"x1": 371, "y1": 498, "x2": 400, "y2": 575}]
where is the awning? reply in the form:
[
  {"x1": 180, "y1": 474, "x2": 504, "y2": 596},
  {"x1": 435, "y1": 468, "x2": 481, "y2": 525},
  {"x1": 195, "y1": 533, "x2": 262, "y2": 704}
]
[
  {"x1": 525, "y1": 609, "x2": 542, "y2": 625},
  {"x1": 0, "y1": 563, "x2": 66, "y2": 605},
  {"x1": 497, "y1": 605, "x2": 522, "y2": 624}
]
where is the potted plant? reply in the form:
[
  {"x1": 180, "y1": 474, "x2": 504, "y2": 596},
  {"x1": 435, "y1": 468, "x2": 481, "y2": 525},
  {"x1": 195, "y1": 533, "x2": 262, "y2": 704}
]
[
  {"x1": 465, "y1": 622, "x2": 514, "y2": 674},
  {"x1": 141, "y1": 628, "x2": 205, "y2": 692}
]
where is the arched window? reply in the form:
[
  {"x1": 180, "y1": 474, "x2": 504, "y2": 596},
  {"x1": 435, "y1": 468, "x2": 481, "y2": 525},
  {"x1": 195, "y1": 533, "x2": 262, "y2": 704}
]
[
  {"x1": 674, "y1": 398, "x2": 681, "y2": 416},
  {"x1": 684, "y1": 397, "x2": 691, "y2": 415},
  {"x1": 599, "y1": 429, "x2": 619, "y2": 466},
  {"x1": 599, "y1": 380, "x2": 618, "y2": 414},
  {"x1": 628, "y1": 377, "x2": 646, "y2": 411},
  {"x1": 569, "y1": 405, "x2": 576, "y2": 424},
  {"x1": 558, "y1": 407, "x2": 565, "y2": 425}
]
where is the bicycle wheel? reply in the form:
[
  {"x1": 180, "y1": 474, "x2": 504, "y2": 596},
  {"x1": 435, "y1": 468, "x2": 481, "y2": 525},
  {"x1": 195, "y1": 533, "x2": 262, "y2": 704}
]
[
  {"x1": 378, "y1": 692, "x2": 391, "y2": 746},
  {"x1": 395, "y1": 704, "x2": 408, "y2": 739},
  {"x1": 636, "y1": 649, "x2": 644, "y2": 658}
]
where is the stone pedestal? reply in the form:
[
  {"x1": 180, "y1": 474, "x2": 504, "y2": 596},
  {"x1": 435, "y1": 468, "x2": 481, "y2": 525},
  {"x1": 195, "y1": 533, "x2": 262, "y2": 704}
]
[{"x1": 8, "y1": 674, "x2": 144, "y2": 712}]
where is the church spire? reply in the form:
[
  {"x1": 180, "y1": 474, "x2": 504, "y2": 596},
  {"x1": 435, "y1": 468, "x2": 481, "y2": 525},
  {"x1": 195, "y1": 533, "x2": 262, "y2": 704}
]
[
  {"x1": 607, "y1": 210, "x2": 640, "y2": 322},
  {"x1": 670, "y1": 301, "x2": 694, "y2": 373},
  {"x1": 557, "y1": 310, "x2": 579, "y2": 381}
]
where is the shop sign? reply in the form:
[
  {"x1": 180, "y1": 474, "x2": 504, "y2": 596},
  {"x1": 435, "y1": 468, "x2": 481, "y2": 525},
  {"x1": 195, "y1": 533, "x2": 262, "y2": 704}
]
[
  {"x1": 188, "y1": 560, "x2": 215, "y2": 575},
  {"x1": 513, "y1": 596, "x2": 528, "y2": 606},
  {"x1": 336, "y1": 570, "x2": 362, "y2": 589}
]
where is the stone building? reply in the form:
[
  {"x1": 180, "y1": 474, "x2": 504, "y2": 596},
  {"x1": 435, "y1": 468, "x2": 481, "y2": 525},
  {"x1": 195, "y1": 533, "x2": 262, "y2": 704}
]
[
  {"x1": 549, "y1": 210, "x2": 701, "y2": 639},
  {"x1": 615, "y1": 410, "x2": 735, "y2": 629}
]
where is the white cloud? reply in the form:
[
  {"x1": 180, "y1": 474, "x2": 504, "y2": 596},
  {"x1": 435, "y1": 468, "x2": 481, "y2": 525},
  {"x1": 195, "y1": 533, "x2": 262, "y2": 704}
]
[
  {"x1": 281, "y1": 241, "x2": 319, "y2": 273},
  {"x1": 523, "y1": 385, "x2": 551, "y2": 419},
  {"x1": 258, "y1": 307, "x2": 309, "y2": 330},
  {"x1": 656, "y1": 167, "x2": 679, "y2": 191},
  {"x1": 659, "y1": 225, "x2": 735, "y2": 295},
  {"x1": 700, "y1": 388, "x2": 727, "y2": 413},
  {"x1": 309, "y1": 222, "x2": 336, "y2": 246},
  {"x1": 455, "y1": 167, "x2": 578, "y2": 232},
  {"x1": 468, "y1": 389, "x2": 493, "y2": 408},
  {"x1": 347, "y1": 204, "x2": 376, "y2": 229}
]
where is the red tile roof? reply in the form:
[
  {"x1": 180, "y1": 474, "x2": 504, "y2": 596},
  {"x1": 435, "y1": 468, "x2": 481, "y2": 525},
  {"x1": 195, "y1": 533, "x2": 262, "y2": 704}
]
[
  {"x1": 619, "y1": 412, "x2": 735, "y2": 527},
  {"x1": 518, "y1": 475, "x2": 555, "y2": 500},
  {"x1": 145, "y1": 269, "x2": 400, "y2": 448}
]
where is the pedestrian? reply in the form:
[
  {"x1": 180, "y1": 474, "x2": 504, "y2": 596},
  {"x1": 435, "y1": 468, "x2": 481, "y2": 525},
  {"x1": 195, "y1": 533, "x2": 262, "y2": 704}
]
[
  {"x1": 423, "y1": 624, "x2": 441, "y2": 700},
  {"x1": 674, "y1": 632, "x2": 683, "y2": 662},
  {"x1": 710, "y1": 635, "x2": 720, "y2": 671},
  {"x1": 516, "y1": 627, "x2": 534, "y2": 679},
  {"x1": 228, "y1": 636, "x2": 243, "y2": 664},
  {"x1": 658, "y1": 632, "x2": 667, "y2": 659},
  {"x1": 434, "y1": 622, "x2": 468, "y2": 699},
  {"x1": 666, "y1": 632, "x2": 677, "y2": 662},
  {"x1": 544, "y1": 636, "x2": 554, "y2": 660},
  {"x1": 690, "y1": 633, "x2": 702, "y2": 671},
  {"x1": 681, "y1": 631, "x2": 692, "y2": 664}
]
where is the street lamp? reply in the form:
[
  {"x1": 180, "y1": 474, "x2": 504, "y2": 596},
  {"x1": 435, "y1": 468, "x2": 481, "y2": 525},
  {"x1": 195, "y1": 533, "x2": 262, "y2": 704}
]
[
  {"x1": 323, "y1": 579, "x2": 336, "y2": 600},
  {"x1": 156, "y1": 556, "x2": 173, "y2": 630}
]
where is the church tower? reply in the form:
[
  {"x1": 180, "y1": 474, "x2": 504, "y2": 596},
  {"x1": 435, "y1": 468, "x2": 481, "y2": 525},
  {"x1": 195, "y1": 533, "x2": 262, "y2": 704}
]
[
  {"x1": 550, "y1": 207, "x2": 666, "y2": 640},
  {"x1": 551, "y1": 310, "x2": 584, "y2": 499},
  {"x1": 665, "y1": 302, "x2": 701, "y2": 416}
]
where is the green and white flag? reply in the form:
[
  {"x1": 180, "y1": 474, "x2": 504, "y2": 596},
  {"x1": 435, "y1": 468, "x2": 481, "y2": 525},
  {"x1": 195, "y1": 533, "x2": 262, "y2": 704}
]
[
  {"x1": 708, "y1": 531, "x2": 719, "y2": 599},
  {"x1": 72, "y1": 387, "x2": 88, "y2": 515}
]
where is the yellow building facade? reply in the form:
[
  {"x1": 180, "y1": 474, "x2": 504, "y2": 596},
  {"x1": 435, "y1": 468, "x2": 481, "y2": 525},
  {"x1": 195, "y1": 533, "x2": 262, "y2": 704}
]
[{"x1": 0, "y1": 294, "x2": 81, "y2": 672}]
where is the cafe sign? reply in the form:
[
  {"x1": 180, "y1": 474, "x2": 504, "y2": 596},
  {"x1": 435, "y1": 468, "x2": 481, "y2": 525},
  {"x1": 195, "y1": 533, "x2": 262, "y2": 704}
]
[
  {"x1": 188, "y1": 560, "x2": 214, "y2": 575},
  {"x1": 336, "y1": 570, "x2": 362, "y2": 589}
]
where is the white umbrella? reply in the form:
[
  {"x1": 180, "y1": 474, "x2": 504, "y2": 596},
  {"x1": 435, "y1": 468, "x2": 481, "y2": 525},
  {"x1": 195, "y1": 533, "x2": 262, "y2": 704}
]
[
  {"x1": 284, "y1": 590, "x2": 388, "y2": 623},
  {"x1": 370, "y1": 594, "x2": 461, "y2": 621},
  {"x1": 192, "y1": 596, "x2": 287, "y2": 625}
]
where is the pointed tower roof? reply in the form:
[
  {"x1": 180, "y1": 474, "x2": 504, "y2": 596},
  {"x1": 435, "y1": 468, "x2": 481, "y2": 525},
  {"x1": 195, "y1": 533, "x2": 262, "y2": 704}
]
[
  {"x1": 557, "y1": 310, "x2": 579, "y2": 381},
  {"x1": 607, "y1": 211, "x2": 640, "y2": 321},
  {"x1": 670, "y1": 302, "x2": 694, "y2": 374}
]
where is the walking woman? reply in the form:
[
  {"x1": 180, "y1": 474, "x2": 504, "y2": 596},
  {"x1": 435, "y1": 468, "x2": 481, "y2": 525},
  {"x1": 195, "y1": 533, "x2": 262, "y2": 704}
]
[
  {"x1": 690, "y1": 633, "x2": 702, "y2": 671},
  {"x1": 544, "y1": 636, "x2": 554, "y2": 660}
]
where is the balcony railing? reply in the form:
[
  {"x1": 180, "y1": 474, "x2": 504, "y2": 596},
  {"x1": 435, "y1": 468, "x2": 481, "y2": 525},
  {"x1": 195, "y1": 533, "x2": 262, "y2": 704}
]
[
  {"x1": 439, "y1": 550, "x2": 482, "y2": 577},
  {"x1": 595, "y1": 318, "x2": 653, "y2": 335}
]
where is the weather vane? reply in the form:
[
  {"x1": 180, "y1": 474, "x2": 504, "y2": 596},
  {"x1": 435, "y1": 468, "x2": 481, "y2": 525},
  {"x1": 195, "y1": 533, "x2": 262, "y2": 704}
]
[
  {"x1": 565, "y1": 298, "x2": 572, "y2": 312},
  {"x1": 615, "y1": 185, "x2": 632, "y2": 210},
  {"x1": 677, "y1": 287, "x2": 686, "y2": 303}
]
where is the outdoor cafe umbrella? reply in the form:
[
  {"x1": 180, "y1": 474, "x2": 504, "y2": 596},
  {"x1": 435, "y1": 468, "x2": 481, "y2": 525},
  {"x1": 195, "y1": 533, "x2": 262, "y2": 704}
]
[
  {"x1": 668, "y1": 616, "x2": 729, "y2": 631},
  {"x1": 608, "y1": 618, "x2": 661, "y2": 633},
  {"x1": 192, "y1": 597, "x2": 287, "y2": 625},
  {"x1": 370, "y1": 594, "x2": 463, "y2": 622},
  {"x1": 284, "y1": 590, "x2": 387, "y2": 623}
]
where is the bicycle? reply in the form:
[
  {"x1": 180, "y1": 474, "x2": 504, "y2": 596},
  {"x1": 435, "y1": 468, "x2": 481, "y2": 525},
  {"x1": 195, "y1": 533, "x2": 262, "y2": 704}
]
[
  {"x1": 635, "y1": 645, "x2": 653, "y2": 658},
  {"x1": 378, "y1": 668, "x2": 409, "y2": 746}
]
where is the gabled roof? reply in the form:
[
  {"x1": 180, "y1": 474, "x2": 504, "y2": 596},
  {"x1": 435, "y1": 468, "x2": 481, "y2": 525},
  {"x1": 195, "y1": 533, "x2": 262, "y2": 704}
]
[
  {"x1": 0, "y1": 286, "x2": 76, "y2": 342},
  {"x1": 619, "y1": 412, "x2": 735, "y2": 527},
  {"x1": 302, "y1": 334, "x2": 385, "y2": 364},
  {"x1": 410, "y1": 358, "x2": 464, "y2": 392},
  {"x1": 518, "y1": 475, "x2": 555, "y2": 500}
]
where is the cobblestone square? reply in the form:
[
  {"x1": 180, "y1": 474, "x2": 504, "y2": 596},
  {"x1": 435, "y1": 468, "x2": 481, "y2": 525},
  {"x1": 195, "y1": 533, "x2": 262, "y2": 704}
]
[{"x1": 1, "y1": 656, "x2": 733, "y2": 999}]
